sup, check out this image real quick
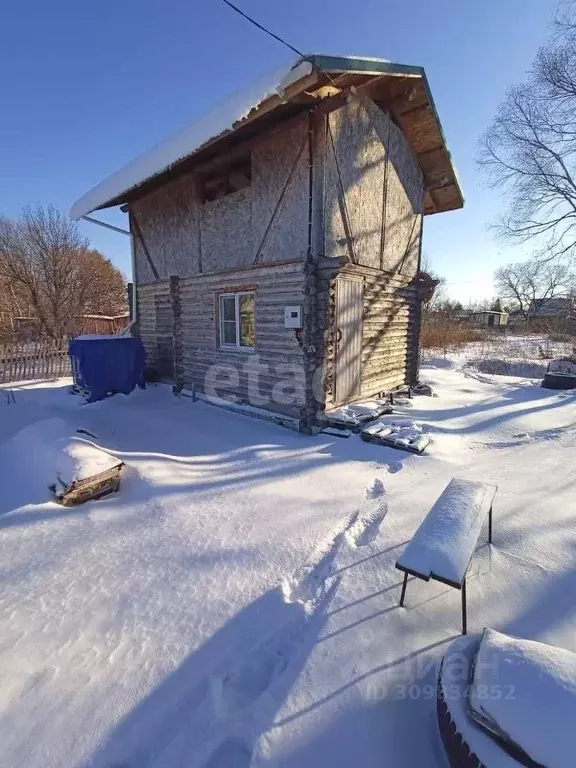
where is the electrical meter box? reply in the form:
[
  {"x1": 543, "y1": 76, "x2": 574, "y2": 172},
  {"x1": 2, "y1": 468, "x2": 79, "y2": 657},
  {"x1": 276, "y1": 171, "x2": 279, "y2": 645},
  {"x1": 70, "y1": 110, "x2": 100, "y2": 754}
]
[{"x1": 284, "y1": 305, "x2": 302, "y2": 329}]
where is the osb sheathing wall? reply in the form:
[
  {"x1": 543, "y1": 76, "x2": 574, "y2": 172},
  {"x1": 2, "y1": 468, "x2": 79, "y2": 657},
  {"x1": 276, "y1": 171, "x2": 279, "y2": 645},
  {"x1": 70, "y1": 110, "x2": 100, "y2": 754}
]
[
  {"x1": 318, "y1": 95, "x2": 425, "y2": 409},
  {"x1": 131, "y1": 115, "x2": 310, "y2": 283},
  {"x1": 324, "y1": 95, "x2": 423, "y2": 273}
]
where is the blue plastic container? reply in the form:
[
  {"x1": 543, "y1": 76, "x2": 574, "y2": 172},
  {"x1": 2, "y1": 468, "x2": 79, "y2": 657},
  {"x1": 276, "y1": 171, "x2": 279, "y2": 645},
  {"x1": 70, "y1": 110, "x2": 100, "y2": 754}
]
[{"x1": 69, "y1": 336, "x2": 147, "y2": 402}]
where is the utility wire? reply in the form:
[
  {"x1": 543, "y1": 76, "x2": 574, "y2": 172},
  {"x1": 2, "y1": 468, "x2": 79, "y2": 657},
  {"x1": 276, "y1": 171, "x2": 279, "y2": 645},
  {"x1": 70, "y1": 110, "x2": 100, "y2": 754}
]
[
  {"x1": 220, "y1": 0, "x2": 304, "y2": 58},
  {"x1": 219, "y1": 0, "x2": 344, "y2": 93}
]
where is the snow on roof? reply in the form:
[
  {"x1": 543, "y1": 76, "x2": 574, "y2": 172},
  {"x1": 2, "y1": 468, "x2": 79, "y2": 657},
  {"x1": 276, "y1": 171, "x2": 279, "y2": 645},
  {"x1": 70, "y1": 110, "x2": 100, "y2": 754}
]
[
  {"x1": 71, "y1": 53, "x2": 462, "y2": 220},
  {"x1": 470, "y1": 310, "x2": 509, "y2": 316},
  {"x1": 70, "y1": 59, "x2": 313, "y2": 220},
  {"x1": 73, "y1": 334, "x2": 128, "y2": 341}
]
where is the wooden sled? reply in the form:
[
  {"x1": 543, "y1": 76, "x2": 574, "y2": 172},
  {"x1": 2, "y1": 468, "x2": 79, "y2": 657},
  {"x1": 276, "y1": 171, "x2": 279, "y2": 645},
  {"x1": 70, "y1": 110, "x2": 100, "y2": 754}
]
[
  {"x1": 54, "y1": 463, "x2": 124, "y2": 506},
  {"x1": 50, "y1": 439, "x2": 124, "y2": 506}
]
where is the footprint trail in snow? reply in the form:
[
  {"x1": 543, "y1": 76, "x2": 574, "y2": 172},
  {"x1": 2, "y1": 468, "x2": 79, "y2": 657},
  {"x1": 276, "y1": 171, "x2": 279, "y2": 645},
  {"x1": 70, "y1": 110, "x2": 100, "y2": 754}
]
[
  {"x1": 203, "y1": 477, "x2": 388, "y2": 767},
  {"x1": 202, "y1": 738, "x2": 252, "y2": 768},
  {"x1": 281, "y1": 514, "x2": 355, "y2": 605},
  {"x1": 201, "y1": 582, "x2": 337, "y2": 768},
  {"x1": 345, "y1": 477, "x2": 388, "y2": 548},
  {"x1": 283, "y1": 476, "x2": 389, "y2": 607},
  {"x1": 212, "y1": 612, "x2": 304, "y2": 720}
]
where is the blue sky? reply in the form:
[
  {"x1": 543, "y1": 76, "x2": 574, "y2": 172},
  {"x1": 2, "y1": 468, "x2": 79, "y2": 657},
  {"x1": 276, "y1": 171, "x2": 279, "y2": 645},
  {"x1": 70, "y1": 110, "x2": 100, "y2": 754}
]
[{"x1": 1, "y1": 0, "x2": 557, "y2": 301}]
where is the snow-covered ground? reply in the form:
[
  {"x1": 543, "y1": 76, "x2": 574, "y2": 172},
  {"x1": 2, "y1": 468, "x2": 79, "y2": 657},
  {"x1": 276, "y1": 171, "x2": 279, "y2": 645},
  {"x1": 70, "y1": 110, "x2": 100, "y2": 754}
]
[
  {"x1": 424, "y1": 333, "x2": 574, "y2": 379},
  {"x1": 0, "y1": 356, "x2": 575, "y2": 768}
]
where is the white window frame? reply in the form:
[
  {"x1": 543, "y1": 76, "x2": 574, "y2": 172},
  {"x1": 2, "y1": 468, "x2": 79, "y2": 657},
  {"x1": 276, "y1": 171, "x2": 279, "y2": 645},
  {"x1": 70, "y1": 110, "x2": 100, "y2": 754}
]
[{"x1": 219, "y1": 291, "x2": 255, "y2": 351}]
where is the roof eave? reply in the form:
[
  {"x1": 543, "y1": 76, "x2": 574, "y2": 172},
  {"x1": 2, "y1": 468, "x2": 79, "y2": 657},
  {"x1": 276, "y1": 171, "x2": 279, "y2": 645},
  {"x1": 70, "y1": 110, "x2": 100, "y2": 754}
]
[
  {"x1": 309, "y1": 55, "x2": 463, "y2": 213},
  {"x1": 71, "y1": 55, "x2": 463, "y2": 219}
]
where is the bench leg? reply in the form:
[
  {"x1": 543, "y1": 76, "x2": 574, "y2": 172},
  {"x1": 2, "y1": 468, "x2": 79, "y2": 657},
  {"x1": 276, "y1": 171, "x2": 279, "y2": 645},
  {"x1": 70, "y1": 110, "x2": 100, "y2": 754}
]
[
  {"x1": 488, "y1": 504, "x2": 493, "y2": 544},
  {"x1": 399, "y1": 572, "x2": 408, "y2": 607},
  {"x1": 461, "y1": 578, "x2": 467, "y2": 636}
]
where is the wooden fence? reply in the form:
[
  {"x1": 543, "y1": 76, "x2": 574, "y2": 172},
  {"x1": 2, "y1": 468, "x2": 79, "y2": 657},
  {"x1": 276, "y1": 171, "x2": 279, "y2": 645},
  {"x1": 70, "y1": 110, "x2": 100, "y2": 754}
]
[{"x1": 0, "y1": 339, "x2": 71, "y2": 385}]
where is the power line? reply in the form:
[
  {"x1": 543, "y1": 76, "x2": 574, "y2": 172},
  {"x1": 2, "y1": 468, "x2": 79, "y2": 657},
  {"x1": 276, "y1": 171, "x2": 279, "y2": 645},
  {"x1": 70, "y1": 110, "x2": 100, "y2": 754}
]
[{"x1": 220, "y1": 0, "x2": 304, "y2": 58}]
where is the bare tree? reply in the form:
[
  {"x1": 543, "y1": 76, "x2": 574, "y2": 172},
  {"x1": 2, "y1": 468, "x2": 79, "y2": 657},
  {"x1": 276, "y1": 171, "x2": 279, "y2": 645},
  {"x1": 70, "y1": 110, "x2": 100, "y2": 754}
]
[
  {"x1": 494, "y1": 258, "x2": 573, "y2": 316},
  {"x1": 0, "y1": 205, "x2": 126, "y2": 340},
  {"x1": 419, "y1": 253, "x2": 446, "y2": 312},
  {"x1": 479, "y1": 1, "x2": 576, "y2": 262}
]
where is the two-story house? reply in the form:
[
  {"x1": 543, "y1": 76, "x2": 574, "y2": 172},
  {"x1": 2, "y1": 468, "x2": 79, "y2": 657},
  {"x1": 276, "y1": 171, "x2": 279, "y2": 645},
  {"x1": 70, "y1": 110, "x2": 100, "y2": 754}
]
[{"x1": 71, "y1": 54, "x2": 463, "y2": 431}]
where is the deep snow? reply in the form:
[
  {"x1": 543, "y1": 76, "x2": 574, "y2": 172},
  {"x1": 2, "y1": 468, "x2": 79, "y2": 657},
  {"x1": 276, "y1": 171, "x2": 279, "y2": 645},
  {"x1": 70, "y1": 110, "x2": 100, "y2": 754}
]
[
  {"x1": 0, "y1": 359, "x2": 575, "y2": 768},
  {"x1": 470, "y1": 629, "x2": 576, "y2": 767},
  {"x1": 4, "y1": 416, "x2": 121, "y2": 492}
]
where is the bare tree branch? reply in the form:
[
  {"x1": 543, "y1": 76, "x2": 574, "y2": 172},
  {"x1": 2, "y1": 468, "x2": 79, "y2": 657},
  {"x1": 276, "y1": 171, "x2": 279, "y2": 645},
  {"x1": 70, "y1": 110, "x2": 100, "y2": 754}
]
[
  {"x1": 0, "y1": 205, "x2": 126, "y2": 341},
  {"x1": 494, "y1": 258, "x2": 574, "y2": 316},
  {"x1": 479, "y1": 3, "x2": 576, "y2": 263}
]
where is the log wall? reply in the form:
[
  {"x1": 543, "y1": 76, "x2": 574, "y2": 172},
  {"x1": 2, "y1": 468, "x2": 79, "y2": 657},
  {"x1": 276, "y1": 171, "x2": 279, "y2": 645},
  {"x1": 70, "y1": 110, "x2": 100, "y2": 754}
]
[
  {"x1": 136, "y1": 280, "x2": 174, "y2": 380},
  {"x1": 314, "y1": 259, "x2": 422, "y2": 411},
  {"x1": 136, "y1": 261, "x2": 307, "y2": 418}
]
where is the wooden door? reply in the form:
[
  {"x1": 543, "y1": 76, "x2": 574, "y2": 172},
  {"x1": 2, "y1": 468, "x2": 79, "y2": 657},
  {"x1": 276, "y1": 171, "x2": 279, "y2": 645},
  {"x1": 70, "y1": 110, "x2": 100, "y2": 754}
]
[{"x1": 334, "y1": 277, "x2": 364, "y2": 404}]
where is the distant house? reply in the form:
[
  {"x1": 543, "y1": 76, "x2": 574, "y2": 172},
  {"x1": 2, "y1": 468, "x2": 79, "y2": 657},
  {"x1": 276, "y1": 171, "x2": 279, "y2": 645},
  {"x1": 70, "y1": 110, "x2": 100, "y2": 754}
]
[
  {"x1": 468, "y1": 311, "x2": 508, "y2": 328},
  {"x1": 528, "y1": 296, "x2": 576, "y2": 318},
  {"x1": 71, "y1": 54, "x2": 462, "y2": 430}
]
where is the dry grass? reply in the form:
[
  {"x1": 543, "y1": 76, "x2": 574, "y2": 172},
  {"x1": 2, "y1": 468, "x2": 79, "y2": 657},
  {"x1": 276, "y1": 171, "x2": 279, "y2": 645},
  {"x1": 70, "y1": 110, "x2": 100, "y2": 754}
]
[
  {"x1": 420, "y1": 321, "x2": 481, "y2": 354},
  {"x1": 510, "y1": 317, "x2": 575, "y2": 343},
  {"x1": 420, "y1": 313, "x2": 575, "y2": 379}
]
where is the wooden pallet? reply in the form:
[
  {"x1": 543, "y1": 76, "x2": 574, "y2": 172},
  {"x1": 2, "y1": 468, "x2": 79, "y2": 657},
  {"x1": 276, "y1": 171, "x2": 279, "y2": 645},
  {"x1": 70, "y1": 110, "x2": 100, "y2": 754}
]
[
  {"x1": 320, "y1": 404, "x2": 394, "y2": 433},
  {"x1": 360, "y1": 424, "x2": 429, "y2": 454}
]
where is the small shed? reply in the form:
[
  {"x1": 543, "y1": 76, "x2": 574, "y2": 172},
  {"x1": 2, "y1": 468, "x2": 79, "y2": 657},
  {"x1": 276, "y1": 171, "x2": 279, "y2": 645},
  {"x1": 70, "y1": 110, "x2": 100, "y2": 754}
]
[
  {"x1": 468, "y1": 311, "x2": 508, "y2": 329},
  {"x1": 71, "y1": 54, "x2": 463, "y2": 431}
]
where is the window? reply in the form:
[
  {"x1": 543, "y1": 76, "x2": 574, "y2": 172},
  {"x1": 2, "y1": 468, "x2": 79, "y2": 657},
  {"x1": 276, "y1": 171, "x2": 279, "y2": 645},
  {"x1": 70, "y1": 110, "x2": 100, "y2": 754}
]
[
  {"x1": 201, "y1": 155, "x2": 251, "y2": 203},
  {"x1": 219, "y1": 292, "x2": 255, "y2": 350}
]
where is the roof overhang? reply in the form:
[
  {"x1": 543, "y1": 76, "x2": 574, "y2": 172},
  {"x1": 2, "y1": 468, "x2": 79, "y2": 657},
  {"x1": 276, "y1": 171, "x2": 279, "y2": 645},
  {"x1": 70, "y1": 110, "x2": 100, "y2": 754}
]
[{"x1": 71, "y1": 54, "x2": 463, "y2": 220}]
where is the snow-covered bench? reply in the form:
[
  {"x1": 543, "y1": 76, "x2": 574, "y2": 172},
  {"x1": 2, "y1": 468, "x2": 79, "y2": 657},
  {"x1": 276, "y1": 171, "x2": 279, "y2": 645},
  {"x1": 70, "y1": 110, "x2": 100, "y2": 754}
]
[{"x1": 395, "y1": 478, "x2": 497, "y2": 634}]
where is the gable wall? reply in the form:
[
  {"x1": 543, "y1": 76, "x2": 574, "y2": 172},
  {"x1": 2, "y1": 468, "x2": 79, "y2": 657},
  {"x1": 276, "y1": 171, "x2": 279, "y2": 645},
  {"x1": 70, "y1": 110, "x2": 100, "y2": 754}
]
[
  {"x1": 131, "y1": 115, "x2": 310, "y2": 285},
  {"x1": 315, "y1": 95, "x2": 425, "y2": 410},
  {"x1": 323, "y1": 95, "x2": 424, "y2": 274}
]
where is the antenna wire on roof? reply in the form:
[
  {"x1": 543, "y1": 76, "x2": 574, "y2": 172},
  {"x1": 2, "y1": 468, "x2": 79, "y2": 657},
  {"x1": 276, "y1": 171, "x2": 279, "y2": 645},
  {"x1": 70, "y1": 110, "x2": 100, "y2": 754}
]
[{"x1": 219, "y1": 0, "x2": 304, "y2": 58}]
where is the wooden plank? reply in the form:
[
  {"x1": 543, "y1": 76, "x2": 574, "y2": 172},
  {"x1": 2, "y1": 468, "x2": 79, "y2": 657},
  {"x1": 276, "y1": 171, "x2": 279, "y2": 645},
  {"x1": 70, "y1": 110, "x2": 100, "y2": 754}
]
[{"x1": 395, "y1": 105, "x2": 442, "y2": 155}]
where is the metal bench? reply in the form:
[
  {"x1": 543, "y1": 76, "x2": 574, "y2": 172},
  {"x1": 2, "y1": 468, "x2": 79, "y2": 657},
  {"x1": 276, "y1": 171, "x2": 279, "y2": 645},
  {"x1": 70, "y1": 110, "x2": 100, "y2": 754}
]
[{"x1": 395, "y1": 478, "x2": 497, "y2": 635}]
